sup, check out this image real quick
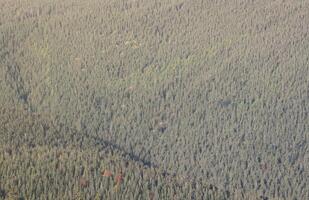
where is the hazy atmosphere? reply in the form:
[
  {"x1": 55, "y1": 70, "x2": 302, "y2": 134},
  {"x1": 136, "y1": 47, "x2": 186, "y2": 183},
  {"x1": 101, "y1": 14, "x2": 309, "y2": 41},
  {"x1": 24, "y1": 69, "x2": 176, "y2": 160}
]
[{"x1": 0, "y1": 0, "x2": 308, "y2": 199}]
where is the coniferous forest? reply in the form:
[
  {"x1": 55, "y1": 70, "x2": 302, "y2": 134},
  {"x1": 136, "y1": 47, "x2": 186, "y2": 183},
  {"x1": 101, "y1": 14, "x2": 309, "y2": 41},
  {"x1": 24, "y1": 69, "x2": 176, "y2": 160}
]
[{"x1": 0, "y1": 0, "x2": 308, "y2": 199}]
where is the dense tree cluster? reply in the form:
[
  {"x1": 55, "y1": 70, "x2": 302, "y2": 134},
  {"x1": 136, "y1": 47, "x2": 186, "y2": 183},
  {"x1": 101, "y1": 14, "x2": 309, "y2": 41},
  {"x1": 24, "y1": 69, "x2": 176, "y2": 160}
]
[{"x1": 0, "y1": 0, "x2": 308, "y2": 199}]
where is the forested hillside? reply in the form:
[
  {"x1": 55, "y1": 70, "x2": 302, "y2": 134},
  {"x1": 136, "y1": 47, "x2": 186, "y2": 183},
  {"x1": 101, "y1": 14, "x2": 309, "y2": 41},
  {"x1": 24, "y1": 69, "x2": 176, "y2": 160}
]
[{"x1": 0, "y1": 0, "x2": 308, "y2": 199}]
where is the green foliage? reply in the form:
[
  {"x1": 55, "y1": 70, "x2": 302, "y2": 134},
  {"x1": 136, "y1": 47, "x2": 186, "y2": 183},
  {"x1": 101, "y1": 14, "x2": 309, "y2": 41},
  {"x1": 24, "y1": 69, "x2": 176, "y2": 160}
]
[{"x1": 0, "y1": 0, "x2": 308, "y2": 199}]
